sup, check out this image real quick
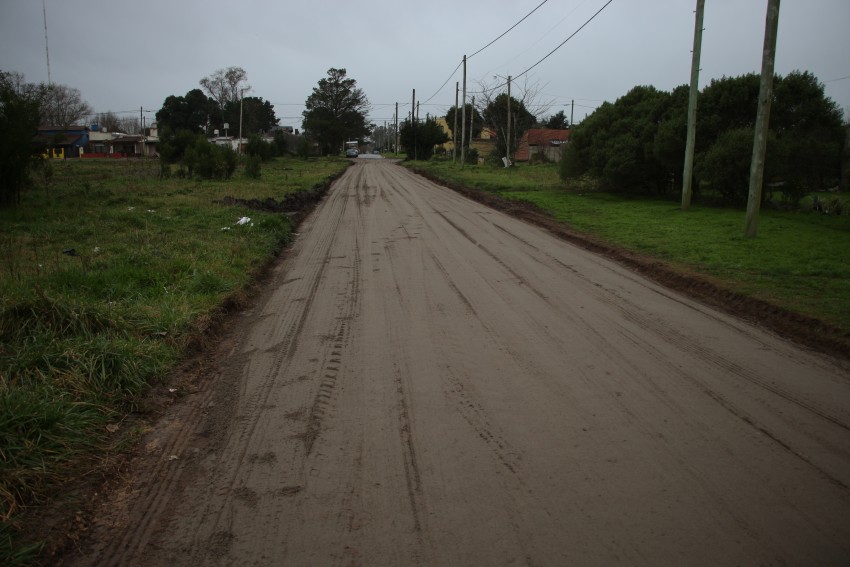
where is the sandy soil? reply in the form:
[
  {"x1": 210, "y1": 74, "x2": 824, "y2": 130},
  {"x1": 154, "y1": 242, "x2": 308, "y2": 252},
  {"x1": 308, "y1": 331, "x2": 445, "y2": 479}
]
[{"x1": 69, "y1": 159, "x2": 850, "y2": 566}]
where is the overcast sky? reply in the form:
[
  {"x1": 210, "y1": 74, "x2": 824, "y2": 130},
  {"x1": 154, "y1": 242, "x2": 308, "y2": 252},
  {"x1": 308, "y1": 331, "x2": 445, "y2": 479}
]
[{"x1": 1, "y1": 0, "x2": 848, "y2": 131}]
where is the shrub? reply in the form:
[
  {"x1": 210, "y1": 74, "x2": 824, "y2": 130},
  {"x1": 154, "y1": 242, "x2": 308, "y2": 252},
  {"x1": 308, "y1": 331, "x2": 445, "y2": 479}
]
[
  {"x1": 697, "y1": 127, "x2": 779, "y2": 206},
  {"x1": 272, "y1": 130, "x2": 288, "y2": 156},
  {"x1": 182, "y1": 139, "x2": 236, "y2": 180},
  {"x1": 297, "y1": 137, "x2": 312, "y2": 160},
  {"x1": 245, "y1": 154, "x2": 262, "y2": 179},
  {"x1": 246, "y1": 136, "x2": 274, "y2": 162}
]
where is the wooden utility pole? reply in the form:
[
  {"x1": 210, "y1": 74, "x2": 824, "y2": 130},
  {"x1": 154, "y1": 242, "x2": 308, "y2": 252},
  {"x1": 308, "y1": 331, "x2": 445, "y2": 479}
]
[
  {"x1": 453, "y1": 82, "x2": 459, "y2": 163},
  {"x1": 506, "y1": 76, "x2": 512, "y2": 165},
  {"x1": 681, "y1": 0, "x2": 705, "y2": 211},
  {"x1": 470, "y1": 96, "x2": 475, "y2": 154},
  {"x1": 570, "y1": 99, "x2": 574, "y2": 127},
  {"x1": 461, "y1": 55, "x2": 467, "y2": 168},
  {"x1": 744, "y1": 0, "x2": 781, "y2": 238},
  {"x1": 395, "y1": 102, "x2": 399, "y2": 154},
  {"x1": 841, "y1": 123, "x2": 850, "y2": 192},
  {"x1": 412, "y1": 89, "x2": 416, "y2": 161}
]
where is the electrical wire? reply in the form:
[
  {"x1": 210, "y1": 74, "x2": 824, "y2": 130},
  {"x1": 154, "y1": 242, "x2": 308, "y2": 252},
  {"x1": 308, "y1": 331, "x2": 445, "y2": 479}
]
[
  {"x1": 469, "y1": 0, "x2": 614, "y2": 96},
  {"x1": 512, "y1": 0, "x2": 613, "y2": 83},
  {"x1": 421, "y1": 58, "x2": 465, "y2": 105},
  {"x1": 468, "y1": 0, "x2": 549, "y2": 60}
]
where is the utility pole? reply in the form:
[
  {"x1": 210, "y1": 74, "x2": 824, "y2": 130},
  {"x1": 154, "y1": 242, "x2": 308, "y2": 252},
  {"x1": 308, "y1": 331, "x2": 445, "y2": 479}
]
[
  {"x1": 570, "y1": 99, "x2": 575, "y2": 128},
  {"x1": 238, "y1": 87, "x2": 246, "y2": 156},
  {"x1": 461, "y1": 55, "x2": 467, "y2": 168},
  {"x1": 395, "y1": 102, "x2": 399, "y2": 154},
  {"x1": 744, "y1": 0, "x2": 781, "y2": 238},
  {"x1": 506, "y1": 75, "x2": 512, "y2": 165},
  {"x1": 412, "y1": 89, "x2": 417, "y2": 161},
  {"x1": 470, "y1": 96, "x2": 475, "y2": 158},
  {"x1": 453, "y1": 82, "x2": 459, "y2": 163},
  {"x1": 681, "y1": 0, "x2": 705, "y2": 211}
]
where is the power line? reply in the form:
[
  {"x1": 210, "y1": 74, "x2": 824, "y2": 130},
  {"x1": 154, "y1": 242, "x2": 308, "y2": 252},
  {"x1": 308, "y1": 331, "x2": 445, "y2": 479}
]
[
  {"x1": 466, "y1": 0, "x2": 613, "y2": 100},
  {"x1": 421, "y1": 59, "x2": 464, "y2": 105},
  {"x1": 416, "y1": 1, "x2": 552, "y2": 110},
  {"x1": 469, "y1": 0, "x2": 549, "y2": 60},
  {"x1": 512, "y1": 0, "x2": 614, "y2": 83},
  {"x1": 477, "y1": 0, "x2": 591, "y2": 81}
]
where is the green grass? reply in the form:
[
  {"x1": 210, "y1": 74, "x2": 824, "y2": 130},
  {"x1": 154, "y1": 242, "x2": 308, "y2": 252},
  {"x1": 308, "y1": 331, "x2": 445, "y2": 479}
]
[
  {"x1": 0, "y1": 156, "x2": 349, "y2": 563},
  {"x1": 408, "y1": 159, "x2": 850, "y2": 337}
]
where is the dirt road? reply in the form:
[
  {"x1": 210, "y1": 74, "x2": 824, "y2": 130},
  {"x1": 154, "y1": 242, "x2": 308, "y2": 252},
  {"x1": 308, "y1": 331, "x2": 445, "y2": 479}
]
[{"x1": 74, "y1": 159, "x2": 850, "y2": 566}]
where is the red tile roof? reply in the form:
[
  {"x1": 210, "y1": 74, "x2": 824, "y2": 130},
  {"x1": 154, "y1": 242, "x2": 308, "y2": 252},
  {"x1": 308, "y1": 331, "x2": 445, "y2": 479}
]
[{"x1": 515, "y1": 128, "x2": 570, "y2": 161}]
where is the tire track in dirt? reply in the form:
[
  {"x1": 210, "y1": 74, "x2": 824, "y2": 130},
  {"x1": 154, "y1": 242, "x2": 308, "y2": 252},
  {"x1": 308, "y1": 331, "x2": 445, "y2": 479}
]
[
  {"x1": 476, "y1": 209, "x2": 850, "y2": 476},
  {"x1": 70, "y1": 159, "x2": 850, "y2": 566},
  {"x1": 179, "y1": 184, "x2": 354, "y2": 561}
]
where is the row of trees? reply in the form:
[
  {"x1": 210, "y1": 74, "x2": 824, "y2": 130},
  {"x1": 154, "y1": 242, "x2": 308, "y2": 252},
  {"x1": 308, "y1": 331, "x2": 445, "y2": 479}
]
[
  {"x1": 156, "y1": 67, "x2": 278, "y2": 138},
  {"x1": 559, "y1": 71, "x2": 845, "y2": 207}
]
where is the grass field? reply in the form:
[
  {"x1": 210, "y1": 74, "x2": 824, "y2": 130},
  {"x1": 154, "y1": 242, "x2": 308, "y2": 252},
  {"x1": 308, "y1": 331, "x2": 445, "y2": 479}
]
[
  {"x1": 0, "y1": 156, "x2": 349, "y2": 564},
  {"x1": 409, "y1": 159, "x2": 850, "y2": 338}
]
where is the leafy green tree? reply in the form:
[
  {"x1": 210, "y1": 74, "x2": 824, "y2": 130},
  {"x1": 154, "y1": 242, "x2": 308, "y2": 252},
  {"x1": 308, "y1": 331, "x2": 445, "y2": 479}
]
[
  {"x1": 220, "y1": 96, "x2": 278, "y2": 137},
  {"x1": 772, "y1": 71, "x2": 844, "y2": 197},
  {"x1": 482, "y1": 93, "x2": 536, "y2": 159},
  {"x1": 652, "y1": 85, "x2": 690, "y2": 192},
  {"x1": 562, "y1": 71, "x2": 843, "y2": 205},
  {"x1": 543, "y1": 110, "x2": 569, "y2": 130},
  {"x1": 444, "y1": 103, "x2": 483, "y2": 142},
  {"x1": 156, "y1": 89, "x2": 216, "y2": 134},
  {"x1": 697, "y1": 127, "x2": 777, "y2": 206},
  {"x1": 399, "y1": 117, "x2": 449, "y2": 161},
  {"x1": 559, "y1": 85, "x2": 670, "y2": 193},
  {"x1": 302, "y1": 68, "x2": 370, "y2": 155},
  {"x1": 0, "y1": 71, "x2": 44, "y2": 207},
  {"x1": 696, "y1": 74, "x2": 761, "y2": 153}
]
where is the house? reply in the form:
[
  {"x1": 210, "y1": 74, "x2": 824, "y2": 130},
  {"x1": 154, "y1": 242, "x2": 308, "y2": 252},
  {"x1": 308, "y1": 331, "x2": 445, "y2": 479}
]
[
  {"x1": 109, "y1": 134, "x2": 158, "y2": 157},
  {"x1": 86, "y1": 127, "x2": 112, "y2": 157},
  {"x1": 36, "y1": 126, "x2": 89, "y2": 159},
  {"x1": 515, "y1": 128, "x2": 570, "y2": 162}
]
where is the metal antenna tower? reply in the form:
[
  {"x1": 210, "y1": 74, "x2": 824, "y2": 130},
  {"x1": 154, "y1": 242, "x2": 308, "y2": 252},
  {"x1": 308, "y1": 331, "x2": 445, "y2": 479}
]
[{"x1": 43, "y1": 0, "x2": 52, "y2": 84}]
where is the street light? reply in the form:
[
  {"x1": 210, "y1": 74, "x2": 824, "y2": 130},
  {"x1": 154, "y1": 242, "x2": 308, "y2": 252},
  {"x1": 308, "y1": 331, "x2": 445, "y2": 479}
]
[{"x1": 494, "y1": 74, "x2": 512, "y2": 166}]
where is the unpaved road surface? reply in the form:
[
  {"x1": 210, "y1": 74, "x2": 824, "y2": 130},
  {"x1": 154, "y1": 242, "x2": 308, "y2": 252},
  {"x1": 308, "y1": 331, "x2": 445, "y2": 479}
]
[{"x1": 73, "y1": 159, "x2": 850, "y2": 566}]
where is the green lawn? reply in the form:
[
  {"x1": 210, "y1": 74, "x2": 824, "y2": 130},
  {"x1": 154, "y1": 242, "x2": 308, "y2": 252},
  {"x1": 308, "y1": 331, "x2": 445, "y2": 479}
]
[
  {"x1": 0, "y1": 156, "x2": 349, "y2": 564},
  {"x1": 408, "y1": 159, "x2": 850, "y2": 337}
]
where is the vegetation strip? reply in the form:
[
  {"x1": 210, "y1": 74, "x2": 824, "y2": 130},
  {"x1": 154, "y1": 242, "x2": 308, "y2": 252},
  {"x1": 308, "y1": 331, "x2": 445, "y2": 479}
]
[
  {"x1": 0, "y1": 157, "x2": 349, "y2": 564},
  {"x1": 408, "y1": 164, "x2": 850, "y2": 362}
]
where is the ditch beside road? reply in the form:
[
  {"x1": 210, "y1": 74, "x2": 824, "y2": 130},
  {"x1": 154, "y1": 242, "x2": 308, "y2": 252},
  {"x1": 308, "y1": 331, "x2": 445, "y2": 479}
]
[{"x1": 69, "y1": 158, "x2": 850, "y2": 566}]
